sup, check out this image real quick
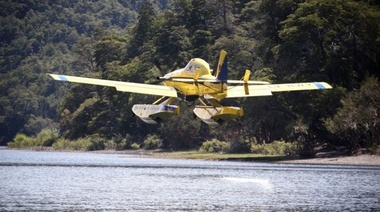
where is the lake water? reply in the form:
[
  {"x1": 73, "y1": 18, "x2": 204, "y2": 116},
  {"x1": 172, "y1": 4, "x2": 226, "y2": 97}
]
[{"x1": 0, "y1": 149, "x2": 379, "y2": 211}]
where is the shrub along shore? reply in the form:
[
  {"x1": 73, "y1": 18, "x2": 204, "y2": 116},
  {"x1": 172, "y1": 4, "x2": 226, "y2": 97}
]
[
  {"x1": 94, "y1": 149, "x2": 380, "y2": 166},
  {"x1": 6, "y1": 130, "x2": 380, "y2": 166},
  {"x1": 4, "y1": 145, "x2": 380, "y2": 166}
]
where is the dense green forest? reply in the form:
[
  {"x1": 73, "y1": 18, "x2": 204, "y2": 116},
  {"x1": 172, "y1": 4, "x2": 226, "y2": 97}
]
[{"x1": 1, "y1": 0, "x2": 380, "y2": 156}]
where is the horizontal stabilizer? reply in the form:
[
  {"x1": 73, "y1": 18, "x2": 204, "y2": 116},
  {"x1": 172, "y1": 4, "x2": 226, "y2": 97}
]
[{"x1": 48, "y1": 74, "x2": 178, "y2": 97}]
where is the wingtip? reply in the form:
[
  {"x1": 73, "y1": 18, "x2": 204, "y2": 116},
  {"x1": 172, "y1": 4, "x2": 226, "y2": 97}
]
[
  {"x1": 47, "y1": 73, "x2": 68, "y2": 81},
  {"x1": 314, "y1": 82, "x2": 333, "y2": 89}
]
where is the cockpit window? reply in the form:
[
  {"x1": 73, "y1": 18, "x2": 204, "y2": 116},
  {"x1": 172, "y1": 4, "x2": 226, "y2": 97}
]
[
  {"x1": 194, "y1": 64, "x2": 201, "y2": 71},
  {"x1": 184, "y1": 62, "x2": 192, "y2": 72},
  {"x1": 185, "y1": 62, "x2": 201, "y2": 73},
  {"x1": 184, "y1": 59, "x2": 211, "y2": 75}
]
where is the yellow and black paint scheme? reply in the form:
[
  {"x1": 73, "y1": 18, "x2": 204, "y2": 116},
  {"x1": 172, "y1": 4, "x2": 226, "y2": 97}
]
[
  {"x1": 160, "y1": 58, "x2": 227, "y2": 101},
  {"x1": 48, "y1": 50, "x2": 332, "y2": 125},
  {"x1": 193, "y1": 98, "x2": 243, "y2": 126}
]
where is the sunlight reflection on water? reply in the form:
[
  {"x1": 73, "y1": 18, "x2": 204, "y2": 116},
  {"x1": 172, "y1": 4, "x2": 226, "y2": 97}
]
[{"x1": 1, "y1": 150, "x2": 379, "y2": 211}]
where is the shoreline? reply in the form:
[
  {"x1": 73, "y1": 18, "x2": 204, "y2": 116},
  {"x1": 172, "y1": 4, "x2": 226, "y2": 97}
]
[
  {"x1": 2, "y1": 146, "x2": 380, "y2": 166},
  {"x1": 276, "y1": 154, "x2": 380, "y2": 166},
  {"x1": 93, "y1": 149, "x2": 380, "y2": 166}
]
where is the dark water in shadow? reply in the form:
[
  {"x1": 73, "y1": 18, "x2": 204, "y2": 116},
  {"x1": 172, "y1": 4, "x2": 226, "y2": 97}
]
[{"x1": 1, "y1": 149, "x2": 379, "y2": 211}]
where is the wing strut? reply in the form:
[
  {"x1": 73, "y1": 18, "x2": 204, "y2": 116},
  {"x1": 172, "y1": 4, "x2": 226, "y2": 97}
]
[{"x1": 243, "y1": 70, "x2": 251, "y2": 95}]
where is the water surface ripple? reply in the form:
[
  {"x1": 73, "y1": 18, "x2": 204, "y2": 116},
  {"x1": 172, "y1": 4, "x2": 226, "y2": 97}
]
[{"x1": 1, "y1": 150, "x2": 379, "y2": 211}]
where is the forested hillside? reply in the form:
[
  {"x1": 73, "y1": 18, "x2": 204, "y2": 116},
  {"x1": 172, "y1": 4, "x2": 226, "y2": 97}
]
[
  {"x1": 2, "y1": 0, "x2": 379, "y2": 155},
  {"x1": 0, "y1": 0, "x2": 170, "y2": 145}
]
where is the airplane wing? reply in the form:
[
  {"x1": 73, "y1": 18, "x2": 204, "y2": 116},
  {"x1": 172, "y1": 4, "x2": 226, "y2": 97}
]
[
  {"x1": 48, "y1": 74, "x2": 178, "y2": 97},
  {"x1": 226, "y1": 82, "x2": 332, "y2": 98},
  {"x1": 171, "y1": 78, "x2": 270, "y2": 85},
  {"x1": 227, "y1": 80, "x2": 270, "y2": 85}
]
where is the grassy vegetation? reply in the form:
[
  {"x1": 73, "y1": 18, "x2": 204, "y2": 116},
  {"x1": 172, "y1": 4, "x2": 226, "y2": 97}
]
[
  {"x1": 52, "y1": 138, "x2": 93, "y2": 151},
  {"x1": 251, "y1": 140, "x2": 299, "y2": 156},
  {"x1": 7, "y1": 128, "x2": 59, "y2": 149},
  {"x1": 159, "y1": 151, "x2": 296, "y2": 161},
  {"x1": 143, "y1": 134, "x2": 163, "y2": 150},
  {"x1": 10, "y1": 129, "x2": 378, "y2": 160},
  {"x1": 174, "y1": 139, "x2": 302, "y2": 161},
  {"x1": 7, "y1": 131, "x2": 303, "y2": 161},
  {"x1": 7, "y1": 134, "x2": 35, "y2": 149},
  {"x1": 199, "y1": 139, "x2": 230, "y2": 153}
]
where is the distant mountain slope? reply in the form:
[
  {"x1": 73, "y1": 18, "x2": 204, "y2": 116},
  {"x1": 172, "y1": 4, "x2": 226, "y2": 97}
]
[{"x1": 0, "y1": 0, "x2": 171, "y2": 145}]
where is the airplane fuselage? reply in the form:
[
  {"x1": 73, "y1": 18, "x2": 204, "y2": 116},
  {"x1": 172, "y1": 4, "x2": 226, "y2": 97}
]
[
  {"x1": 162, "y1": 81, "x2": 226, "y2": 100},
  {"x1": 160, "y1": 58, "x2": 228, "y2": 101},
  {"x1": 48, "y1": 50, "x2": 332, "y2": 125}
]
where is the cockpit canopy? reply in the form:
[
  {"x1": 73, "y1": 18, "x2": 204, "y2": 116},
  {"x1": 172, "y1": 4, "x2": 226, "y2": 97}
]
[
  {"x1": 183, "y1": 58, "x2": 212, "y2": 76},
  {"x1": 163, "y1": 58, "x2": 214, "y2": 79}
]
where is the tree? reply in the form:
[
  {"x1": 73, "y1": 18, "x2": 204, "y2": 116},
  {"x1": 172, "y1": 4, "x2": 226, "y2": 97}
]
[
  {"x1": 71, "y1": 36, "x2": 96, "y2": 73},
  {"x1": 153, "y1": 11, "x2": 191, "y2": 71},
  {"x1": 127, "y1": 1, "x2": 156, "y2": 59},
  {"x1": 264, "y1": 0, "x2": 380, "y2": 151},
  {"x1": 205, "y1": 0, "x2": 236, "y2": 36},
  {"x1": 238, "y1": 0, "x2": 304, "y2": 66},
  {"x1": 241, "y1": 96, "x2": 295, "y2": 144},
  {"x1": 277, "y1": 0, "x2": 380, "y2": 88},
  {"x1": 159, "y1": 106, "x2": 202, "y2": 150},
  {"x1": 0, "y1": 0, "x2": 146, "y2": 144},
  {"x1": 212, "y1": 35, "x2": 256, "y2": 79},
  {"x1": 324, "y1": 77, "x2": 380, "y2": 151},
  {"x1": 93, "y1": 29, "x2": 127, "y2": 71}
]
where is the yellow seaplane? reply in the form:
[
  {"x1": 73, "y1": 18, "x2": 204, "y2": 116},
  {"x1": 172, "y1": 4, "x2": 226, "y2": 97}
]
[{"x1": 48, "y1": 50, "x2": 332, "y2": 125}]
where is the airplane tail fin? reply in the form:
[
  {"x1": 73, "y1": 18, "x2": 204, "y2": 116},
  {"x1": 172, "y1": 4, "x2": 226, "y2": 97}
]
[{"x1": 215, "y1": 50, "x2": 228, "y2": 82}]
